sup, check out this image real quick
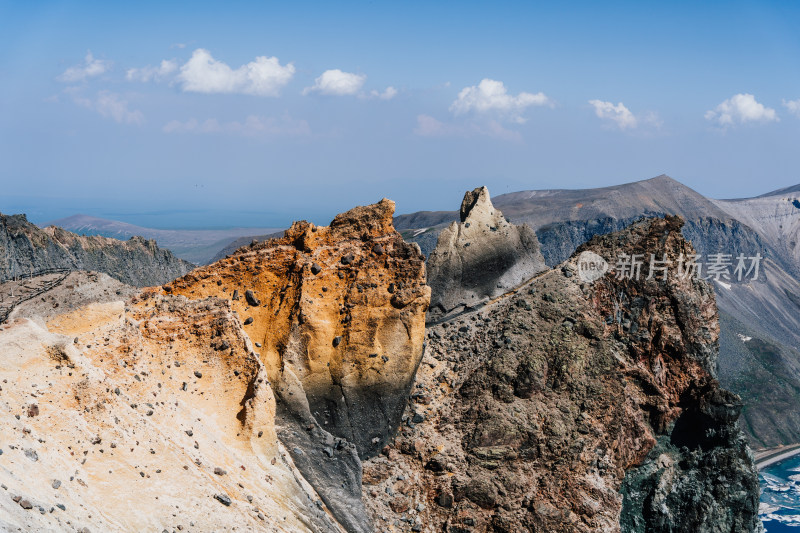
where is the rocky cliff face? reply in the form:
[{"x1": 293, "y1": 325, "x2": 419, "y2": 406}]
[
  {"x1": 0, "y1": 212, "x2": 194, "y2": 287},
  {"x1": 713, "y1": 189, "x2": 800, "y2": 279},
  {"x1": 0, "y1": 199, "x2": 431, "y2": 533},
  {"x1": 165, "y1": 198, "x2": 430, "y2": 458},
  {"x1": 533, "y1": 215, "x2": 800, "y2": 448},
  {"x1": 362, "y1": 216, "x2": 760, "y2": 532},
  {"x1": 426, "y1": 187, "x2": 547, "y2": 322}
]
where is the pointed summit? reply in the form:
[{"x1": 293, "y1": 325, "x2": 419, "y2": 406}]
[
  {"x1": 459, "y1": 186, "x2": 492, "y2": 222},
  {"x1": 426, "y1": 186, "x2": 548, "y2": 321}
]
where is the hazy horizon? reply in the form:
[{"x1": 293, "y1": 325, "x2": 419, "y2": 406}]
[
  {"x1": 3, "y1": 172, "x2": 799, "y2": 230},
  {"x1": 0, "y1": 171, "x2": 796, "y2": 230}
]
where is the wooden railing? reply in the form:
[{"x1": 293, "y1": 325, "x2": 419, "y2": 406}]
[
  {"x1": 0, "y1": 267, "x2": 71, "y2": 284},
  {"x1": 0, "y1": 269, "x2": 71, "y2": 324}
]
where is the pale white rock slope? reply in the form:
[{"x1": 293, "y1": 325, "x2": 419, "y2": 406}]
[{"x1": 0, "y1": 272, "x2": 343, "y2": 533}]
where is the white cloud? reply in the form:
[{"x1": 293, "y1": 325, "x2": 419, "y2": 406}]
[
  {"x1": 126, "y1": 60, "x2": 178, "y2": 82},
  {"x1": 705, "y1": 93, "x2": 778, "y2": 126},
  {"x1": 303, "y1": 69, "x2": 366, "y2": 96},
  {"x1": 589, "y1": 100, "x2": 638, "y2": 130},
  {"x1": 163, "y1": 113, "x2": 310, "y2": 137},
  {"x1": 74, "y1": 91, "x2": 144, "y2": 125},
  {"x1": 588, "y1": 100, "x2": 663, "y2": 132},
  {"x1": 370, "y1": 86, "x2": 397, "y2": 100},
  {"x1": 413, "y1": 114, "x2": 521, "y2": 142},
  {"x1": 58, "y1": 51, "x2": 111, "y2": 82},
  {"x1": 414, "y1": 115, "x2": 449, "y2": 137},
  {"x1": 449, "y1": 79, "x2": 550, "y2": 123},
  {"x1": 177, "y1": 49, "x2": 295, "y2": 97},
  {"x1": 783, "y1": 99, "x2": 800, "y2": 117}
]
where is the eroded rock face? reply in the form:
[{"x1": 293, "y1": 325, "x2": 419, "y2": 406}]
[
  {"x1": 363, "y1": 216, "x2": 760, "y2": 533},
  {"x1": 426, "y1": 186, "x2": 547, "y2": 322},
  {"x1": 163, "y1": 199, "x2": 429, "y2": 532},
  {"x1": 165, "y1": 198, "x2": 431, "y2": 459}
]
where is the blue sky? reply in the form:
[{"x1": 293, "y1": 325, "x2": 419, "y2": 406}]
[{"x1": 2, "y1": 1, "x2": 800, "y2": 228}]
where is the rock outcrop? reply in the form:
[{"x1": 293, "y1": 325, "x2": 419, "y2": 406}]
[
  {"x1": 3, "y1": 271, "x2": 137, "y2": 325},
  {"x1": 426, "y1": 187, "x2": 547, "y2": 322},
  {"x1": 164, "y1": 199, "x2": 430, "y2": 531},
  {"x1": 165, "y1": 198, "x2": 430, "y2": 458},
  {"x1": 362, "y1": 216, "x2": 761, "y2": 532},
  {"x1": 0, "y1": 212, "x2": 194, "y2": 287}
]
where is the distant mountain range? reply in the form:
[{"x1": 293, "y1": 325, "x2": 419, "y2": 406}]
[
  {"x1": 397, "y1": 175, "x2": 800, "y2": 448},
  {"x1": 46, "y1": 214, "x2": 280, "y2": 265}
]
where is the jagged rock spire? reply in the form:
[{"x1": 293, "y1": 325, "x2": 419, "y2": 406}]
[{"x1": 426, "y1": 186, "x2": 548, "y2": 321}]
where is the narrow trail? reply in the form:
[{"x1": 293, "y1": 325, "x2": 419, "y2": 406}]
[
  {"x1": 425, "y1": 266, "x2": 554, "y2": 327},
  {"x1": 0, "y1": 269, "x2": 70, "y2": 324}
]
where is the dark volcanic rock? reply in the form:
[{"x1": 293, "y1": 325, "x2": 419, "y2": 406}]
[
  {"x1": 244, "y1": 289, "x2": 260, "y2": 307},
  {"x1": 276, "y1": 406, "x2": 372, "y2": 533},
  {"x1": 399, "y1": 176, "x2": 800, "y2": 448},
  {"x1": 213, "y1": 494, "x2": 232, "y2": 506},
  {"x1": 364, "y1": 215, "x2": 760, "y2": 533}
]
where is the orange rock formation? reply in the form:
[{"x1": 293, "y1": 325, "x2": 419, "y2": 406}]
[{"x1": 164, "y1": 199, "x2": 431, "y2": 458}]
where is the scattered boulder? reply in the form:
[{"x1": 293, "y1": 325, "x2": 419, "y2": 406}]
[
  {"x1": 244, "y1": 290, "x2": 260, "y2": 307},
  {"x1": 214, "y1": 494, "x2": 232, "y2": 506}
]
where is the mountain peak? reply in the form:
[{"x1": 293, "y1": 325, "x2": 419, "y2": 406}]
[
  {"x1": 459, "y1": 186, "x2": 492, "y2": 222},
  {"x1": 427, "y1": 187, "x2": 547, "y2": 321},
  {"x1": 646, "y1": 173, "x2": 679, "y2": 185}
]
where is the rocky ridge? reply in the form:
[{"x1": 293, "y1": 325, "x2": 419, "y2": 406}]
[
  {"x1": 46, "y1": 214, "x2": 282, "y2": 265},
  {"x1": 0, "y1": 196, "x2": 762, "y2": 532},
  {"x1": 397, "y1": 177, "x2": 800, "y2": 448},
  {"x1": 0, "y1": 212, "x2": 194, "y2": 287}
]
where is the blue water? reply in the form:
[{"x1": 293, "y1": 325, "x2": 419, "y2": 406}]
[{"x1": 760, "y1": 455, "x2": 800, "y2": 531}]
